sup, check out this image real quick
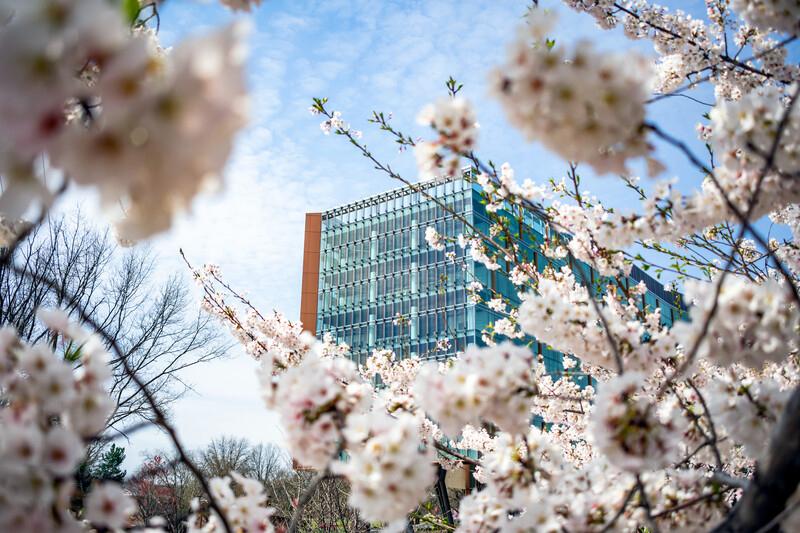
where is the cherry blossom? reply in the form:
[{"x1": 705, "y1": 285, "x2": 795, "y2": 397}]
[
  {"x1": 414, "y1": 342, "x2": 538, "y2": 437},
  {"x1": 674, "y1": 276, "x2": 799, "y2": 368},
  {"x1": 0, "y1": 1, "x2": 250, "y2": 241},
  {"x1": 705, "y1": 373, "x2": 790, "y2": 459},
  {"x1": 489, "y1": 10, "x2": 658, "y2": 175},
  {"x1": 335, "y1": 410, "x2": 434, "y2": 527},
  {"x1": 415, "y1": 97, "x2": 478, "y2": 179},
  {"x1": 0, "y1": 312, "x2": 115, "y2": 532},
  {"x1": 591, "y1": 372, "x2": 683, "y2": 472},
  {"x1": 709, "y1": 85, "x2": 800, "y2": 216},
  {"x1": 258, "y1": 345, "x2": 371, "y2": 469},
  {"x1": 186, "y1": 472, "x2": 275, "y2": 533},
  {"x1": 51, "y1": 23, "x2": 249, "y2": 241},
  {"x1": 219, "y1": 0, "x2": 264, "y2": 12},
  {"x1": 424, "y1": 226, "x2": 446, "y2": 251},
  {"x1": 85, "y1": 483, "x2": 138, "y2": 530},
  {"x1": 732, "y1": 0, "x2": 800, "y2": 34}
]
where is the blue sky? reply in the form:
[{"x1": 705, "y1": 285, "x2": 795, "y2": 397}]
[{"x1": 113, "y1": 0, "x2": 760, "y2": 471}]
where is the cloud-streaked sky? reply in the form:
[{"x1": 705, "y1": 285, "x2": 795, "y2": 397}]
[{"x1": 113, "y1": 0, "x2": 728, "y2": 471}]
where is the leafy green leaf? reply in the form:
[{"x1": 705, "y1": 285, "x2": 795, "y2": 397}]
[
  {"x1": 121, "y1": 0, "x2": 139, "y2": 25},
  {"x1": 64, "y1": 341, "x2": 82, "y2": 363}
]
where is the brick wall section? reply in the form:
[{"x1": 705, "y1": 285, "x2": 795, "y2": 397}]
[{"x1": 300, "y1": 213, "x2": 321, "y2": 335}]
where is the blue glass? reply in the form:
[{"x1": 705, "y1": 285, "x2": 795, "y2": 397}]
[{"x1": 314, "y1": 175, "x2": 686, "y2": 377}]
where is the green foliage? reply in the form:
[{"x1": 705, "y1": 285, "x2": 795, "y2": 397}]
[
  {"x1": 63, "y1": 341, "x2": 82, "y2": 363},
  {"x1": 446, "y1": 76, "x2": 463, "y2": 98},
  {"x1": 72, "y1": 461, "x2": 93, "y2": 510},
  {"x1": 310, "y1": 97, "x2": 328, "y2": 115},
  {"x1": 93, "y1": 444, "x2": 127, "y2": 483},
  {"x1": 70, "y1": 445, "x2": 127, "y2": 514},
  {"x1": 121, "y1": 0, "x2": 140, "y2": 25}
]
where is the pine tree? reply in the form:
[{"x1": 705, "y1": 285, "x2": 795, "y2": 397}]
[{"x1": 92, "y1": 444, "x2": 127, "y2": 483}]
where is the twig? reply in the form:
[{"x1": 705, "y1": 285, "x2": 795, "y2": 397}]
[
  {"x1": 600, "y1": 483, "x2": 637, "y2": 532},
  {"x1": 637, "y1": 475, "x2": 661, "y2": 533},
  {"x1": 613, "y1": 2, "x2": 773, "y2": 80},
  {"x1": 647, "y1": 36, "x2": 797, "y2": 104},
  {"x1": 646, "y1": 122, "x2": 800, "y2": 308},
  {"x1": 651, "y1": 487, "x2": 735, "y2": 520},
  {"x1": 688, "y1": 379, "x2": 723, "y2": 469},
  {"x1": 94, "y1": 420, "x2": 155, "y2": 444}
]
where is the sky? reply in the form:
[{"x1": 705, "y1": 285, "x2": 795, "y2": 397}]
[{"x1": 87, "y1": 0, "x2": 753, "y2": 472}]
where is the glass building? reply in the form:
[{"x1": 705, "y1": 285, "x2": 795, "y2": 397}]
[{"x1": 300, "y1": 173, "x2": 687, "y2": 374}]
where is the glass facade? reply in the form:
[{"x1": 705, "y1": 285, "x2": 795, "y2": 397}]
[{"x1": 313, "y1": 174, "x2": 687, "y2": 372}]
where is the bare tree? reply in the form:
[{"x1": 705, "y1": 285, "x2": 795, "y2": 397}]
[
  {"x1": 247, "y1": 443, "x2": 290, "y2": 485},
  {"x1": 198, "y1": 437, "x2": 290, "y2": 482},
  {"x1": 0, "y1": 213, "x2": 229, "y2": 439},
  {"x1": 129, "y1": 453, "x2": 201, "y2": 533},
  {"x1": 199, "y1": 436, "x2": 253, "y2": 479},
  {"x1": 266, "y1": 471, "x2": 369, "y2": 532},
  {"x1": 130, "y1": 439, "x2": 290, "y2": 532}
]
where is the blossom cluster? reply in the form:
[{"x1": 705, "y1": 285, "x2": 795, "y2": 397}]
[
  {"x1": 450, "y1": 231, "x2": 504, "y2": 272},
  {"x1": 590, "y1": 372, "x2": 683, "y2": 472},
  {"x1": 732, "y1": 0, "x2": 800, "y2": 35},
  {"x1": 414, "y1": 342, "x2": 538, "y2": 437},
  {"x1": 335, "y1": 411, "x2": 434, "y2": 527},
  {"x1": 415, "y1": 97, "x2": 478, "y2": 180},
  {"x1": 549, "y1": 200, "x2": 631, "y2": 276},
  {"x1": 193, "y1": 265, "x2": 317, "y2": 367},
  {"x1": 532, "y1": 370, "x2": 594, "y2": 449},
  {"x1": 457, "y1": 428, "x2": 632, "y2": 532},
  {"x1": 705, "y1": 372, "x2": 790, "y2": 460},
  {"x1": 489, "y1": 10, "x2": 657, "y2": 176},
  {"x1": 185, "y1": 472, "x2": 275, "y2": 533},
  {"x1": 563, "y1": 0, "x2": 798, "y2": 100},
  {"x1": 424, "y1": 226, "x2": 446, "y2": 251},
  {"x1": 576, "y1": 178, "x2": 731, "y2": 252},
  {"x1": 516, "y1": 268, "x2": 604, "y2": 367},
  {"x1": 709, "y1": 86, "x2": 800, "y2": 217},
  {"x1": 0, "y1": 311, "x2": 126, "y2": 531},
  {"x1": 475, "y1": 163, "x2": 550, "y2": 213},
  {"x1": 258, "y1": 347, "x2": 371, "y2": 469},
  {"x1": 0, "y1": 0, "x2": 249, "y2": 243},
  {"x1": 85, "y1": 483, "x2": 139, "y2": 531},
  {"x1": 771, "y1": 205, "x2": 800, "y2": 275},
  {"x1": 318, "y1": 110, "x2": 362, "y2": 138},
  {"x1": 360, "y1": 348, "x2": 421, "y2": 413},
  {"x1": 455, "y1": 487, "x2": 507, "y2": 532},
  {"x1": 52, "y1": 23, "x2": 249, "y2": 241},
  {"x1": 674, "y1": 276, "x2": 799, "y2": 368},
  {"x1": 518, "y1": 266, "x2": 675, "y2": 372}
]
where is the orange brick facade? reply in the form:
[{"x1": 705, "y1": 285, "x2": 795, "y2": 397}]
[{"x1": 299, "y1": 213, "x2": 321, "y2": 335}]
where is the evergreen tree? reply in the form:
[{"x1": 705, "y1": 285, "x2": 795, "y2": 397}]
[{"x1": 92, "y1": 444, "x2": 127, "y2": 483}]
